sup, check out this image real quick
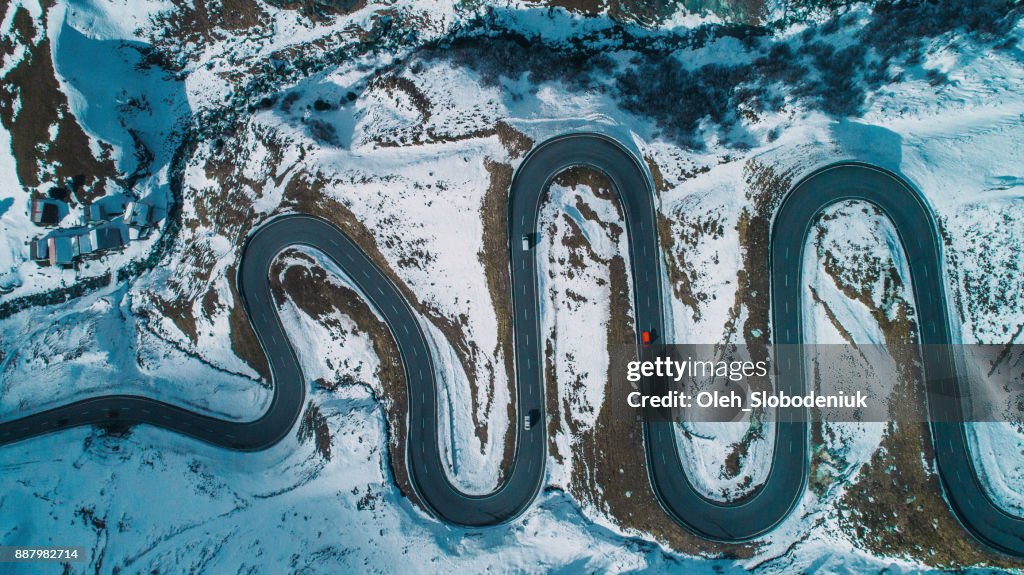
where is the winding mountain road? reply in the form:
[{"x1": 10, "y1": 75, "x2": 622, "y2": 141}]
[{"x1": 1, "y1": 134, "x2": 1022, "y2": 554}]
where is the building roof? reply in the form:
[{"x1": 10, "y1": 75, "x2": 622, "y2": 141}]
[
  {"x1": 85, "y1": 194, "x2": 129, "y2": 224},
  {"x1": 87, "y1": 204, "x2": 105, "y2": 223},
  {"x1": 29, "y1": 238, "x2": 49, "y2": 261},
  {"x1": 47, "y1": 236, "x2": 75, "y2": 266},
  {"x1": 90, "y1": 225, "x2": 128, "y2": 251},
  {"x1": 31, "y1": 198, "x2": 65, "y2": 225},
  {"x1": 124, "y1": 201, "x2": 151, "y2": 227},
  {"x1": 76, "y1": 233, "x2": 94, "y2": 256}
]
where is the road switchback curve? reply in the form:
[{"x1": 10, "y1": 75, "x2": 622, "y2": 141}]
[{"x1": 0, "y1": 134, "x2": 1021, "y2": 554}]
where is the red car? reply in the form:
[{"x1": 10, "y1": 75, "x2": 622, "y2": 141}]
[{"x1": 642, "y1": 331, "x2": 652, "y2": 346}]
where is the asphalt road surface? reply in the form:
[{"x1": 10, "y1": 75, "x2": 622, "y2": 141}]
[{"x1": 0, "y1": 134, "x2": 1021, "y2": 554}]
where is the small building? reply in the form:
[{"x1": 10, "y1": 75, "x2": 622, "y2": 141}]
[
  {"x1": 47, "y1": 236, "x2": 75, "y2": 267},
  {"x1": 84, "y1": 194, "x2": 128, "y2": 224},
  {"x1": 29, "y1": 237, "x2": 49, "y2": 262},
  {"x1": 124, "y1": 201, "x2": 151, "y2": 228},
  {"x1": 90, "y1": 224, "x2": 128, "y2": 252},
  {"x1": 76, "y1": 232, "x2": 94, "y2": 256},
  {"x1": 30, "y1": 198, "x2": 67, "y2": 226},
  {"x1": 124, "y1": 200, "x2": 165, "y2": 240}
]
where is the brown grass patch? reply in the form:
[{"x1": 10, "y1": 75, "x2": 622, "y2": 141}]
[
  {"x1": 269, "y1": 0, "x2": 368, "y2": 21},
  {"x1": 154, "y1": 125, "x2": 288, "y2": 382},
  {"x1": 297, "y1": 402, "x2": 332, "y2": 461},
  {"x1": 732, "y1": 158, "x2": 792, "y2": 351},
  {"x1": 646, "y1": 154, "x2": 717, "y2": 321},
  {"x1": 536, "y1": 0, "x2": 756, "y2": 27},
  {"x1": 496, "y1": 121, "x2": 533, "y2": 159},
  {"x1": 227, "y1": 263, "x2": 271, "y2": 382},
  {"x1": 570, "y1": 249, "x2": 747, "y2": 556},
  {"x1": 151, "y1": 297, "x2": 199, "y2": 342},
  {"x1": 480, "y1": 159, "x2": 518, "y2": 484},
  {"x1": 657, "y1": 206, "x2": 727, "y2": 322},
  {"x1": 680, "y1": 159, "x2": 794, "y2": 488}
]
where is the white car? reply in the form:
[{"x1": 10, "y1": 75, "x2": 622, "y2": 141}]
[{"x1": 521, "y1": 234, "x2": 531, "y2": 251}]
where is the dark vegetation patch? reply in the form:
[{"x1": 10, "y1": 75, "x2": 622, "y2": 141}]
[
  {"x1": 535, "y1": 0, "x2": 713, "y2": 26},
  {"x1": 415, "y1": 1, "x2": 1020, "y2": 150},
  {"x1": 0, "y1": 272, "x2": 112, "y2": 320},
  {"x1": 268, "y1": 0, "x2": 368, "y2": 21}
]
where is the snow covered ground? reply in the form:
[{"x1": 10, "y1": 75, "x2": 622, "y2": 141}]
[{"x1": 2, "y1": 0, "x2": 1024, "y2": 571}]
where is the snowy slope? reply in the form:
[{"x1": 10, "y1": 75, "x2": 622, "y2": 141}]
[{"x1": 1, "y1": 0, "x2": 1024, "y2": 572}]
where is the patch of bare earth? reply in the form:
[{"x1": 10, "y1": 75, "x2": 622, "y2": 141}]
[
  {"x1": 269, "y1": 250, "x2": 417, "y2": 503},
  {"x1": 0, "y1": 4, "x2": 116, "y2": 201},
  {"x1": 268, "y1": 0, "x2": 368, "y2": 22},
  {"x1": 150, "y1": 0, "x2": 269, "y2": 67},
  {"x1": 297, "y1": 402, "x2": 333, "y2": 461},
  {"x1": 464, "y1": 124, "x2": 533, "y2": 476},
  {"x1": 479, "y1": 162, "x2": 518, "y2": 486}
]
